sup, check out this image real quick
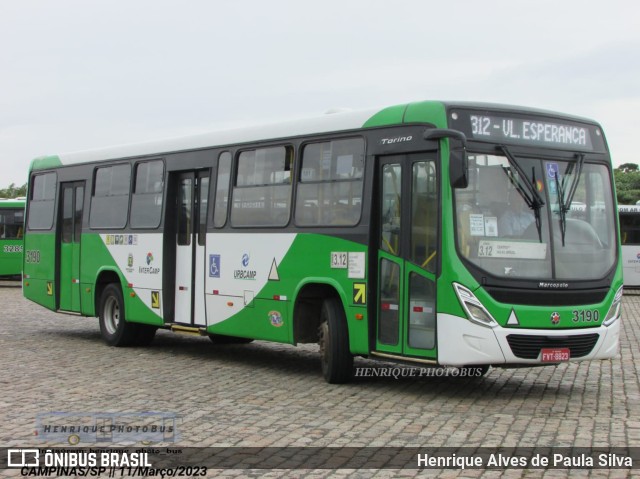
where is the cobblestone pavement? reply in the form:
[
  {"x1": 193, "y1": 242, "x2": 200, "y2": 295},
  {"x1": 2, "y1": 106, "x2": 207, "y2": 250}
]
[{"x1": 0, "y1": 280, "x2": 638, "y2": 478}]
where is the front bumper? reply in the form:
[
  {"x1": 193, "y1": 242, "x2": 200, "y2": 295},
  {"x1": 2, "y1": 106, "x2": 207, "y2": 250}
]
[{"x1": 437, "y1": 313, "x2": 620, "y2": 366}]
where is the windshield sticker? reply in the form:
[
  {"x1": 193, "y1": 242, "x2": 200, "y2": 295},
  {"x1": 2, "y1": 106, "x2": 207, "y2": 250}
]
[
  {"x1": 484, "y1": 217, "x2": 498, "y2": 237},
  {"x1": 546, "y1": 163, "x2": 560, "y2": 179},
  {"x1": 470, "y1": 214, "x2": 485, "y2": 236},
  {"x1": 478, "y1": 240, "x2": 547, "y2": 260}
]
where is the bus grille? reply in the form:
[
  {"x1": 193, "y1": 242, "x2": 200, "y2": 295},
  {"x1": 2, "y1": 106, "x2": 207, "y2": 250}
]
[{"x1": 506, "y1": 333, "x2": 600, "y2": 360}]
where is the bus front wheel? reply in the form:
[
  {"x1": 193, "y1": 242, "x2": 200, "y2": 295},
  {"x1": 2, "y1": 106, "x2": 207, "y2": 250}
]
[
  {"x1": 99, "y1": 284, "x2": 137, "y2": 347},
  {"x1": 318, "y1": 297, "x2": 353, "y2": 384}
]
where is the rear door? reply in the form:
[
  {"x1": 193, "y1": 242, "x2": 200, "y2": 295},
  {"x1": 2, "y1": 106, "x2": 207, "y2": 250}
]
[{"x1": 174, "y1": 170, "x2": 209, "y2": 325}]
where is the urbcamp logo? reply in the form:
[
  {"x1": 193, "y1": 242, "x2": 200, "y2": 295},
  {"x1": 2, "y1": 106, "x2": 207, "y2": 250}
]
[
  {"x1": 127, "y1": 254, "x2": 134, "y2": 268},
  {"x1": 234, "y1": 253, "x2": 256, "y2": 280},
  {"x1": 551, "y1": 312, "x2": 560, "y2": 325},
  {"x1": 146, "y1": 252, "x2": 154, "y2": 265}
]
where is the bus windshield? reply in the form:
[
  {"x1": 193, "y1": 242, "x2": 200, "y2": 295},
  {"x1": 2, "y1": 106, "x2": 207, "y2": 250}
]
[{"x1": 455, "y1": 153, "x2": 616, "y2": 280}]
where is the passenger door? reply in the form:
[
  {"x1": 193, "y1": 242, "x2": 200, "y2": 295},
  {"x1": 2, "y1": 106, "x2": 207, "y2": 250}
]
[
  {"x1": 174, "y1": 170, "x2": 209, "y2": 326},
  {"x1": 59, "y1": 181, "x2": 84, "y2": 312},
  {"x1": 375, "y1": 154, "x2": 438, "y2": 358}
]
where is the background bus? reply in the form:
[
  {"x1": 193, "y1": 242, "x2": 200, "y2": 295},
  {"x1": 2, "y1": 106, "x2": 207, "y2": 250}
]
[
  {"x1": 22, "y1": 101, "x2": 622, "y2": 383},
  {"x1": 0, "y1": 198, "x2": 25, "y2": 277},
  {"x1": 619, "y1": 205, "x2": 640, "y2": 287}
]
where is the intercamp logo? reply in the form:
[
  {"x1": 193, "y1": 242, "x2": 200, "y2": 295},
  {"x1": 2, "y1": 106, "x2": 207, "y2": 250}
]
[{"x1": 7, "y1": 449, "x2": 39, "y2": 467}]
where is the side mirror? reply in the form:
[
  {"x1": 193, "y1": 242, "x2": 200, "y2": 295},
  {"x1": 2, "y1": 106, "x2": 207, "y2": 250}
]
[{"x1": 423, "y1": 128, "x2": 469, "y2": 189}]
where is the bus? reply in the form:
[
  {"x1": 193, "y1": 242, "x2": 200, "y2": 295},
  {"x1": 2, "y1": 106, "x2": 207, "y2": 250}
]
[
  {"x1": 618, "y1": 205, "x2": 640, "y2": 287},
  {"x1": 0, "y1": 197, "x2": 25, "y2": 277},
  {"x1": 22, "y1": 101, "x2": 622, "y2": 383}
]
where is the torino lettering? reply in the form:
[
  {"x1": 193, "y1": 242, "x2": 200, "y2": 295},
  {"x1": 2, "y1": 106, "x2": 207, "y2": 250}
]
[{"x1": 380, "y1": 136, "x2": 413, "y2": 145}]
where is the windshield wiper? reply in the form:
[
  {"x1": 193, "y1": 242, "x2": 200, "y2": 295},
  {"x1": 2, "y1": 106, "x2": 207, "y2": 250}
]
[
  {"x1": 498, "y1": 145, "x2": 545, "y2": 242},
  {"x1": 555, "y1": 153, "x2": 585, "y2": 247}
]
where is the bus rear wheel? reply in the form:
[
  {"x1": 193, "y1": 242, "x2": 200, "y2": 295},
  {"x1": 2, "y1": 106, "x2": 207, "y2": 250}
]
[
  {"x1": 318, "y1": 297, "x2": 353, "y2": 384},
  {"x1": 99, "y1": 284, "x2": 137, "y2": 346}
]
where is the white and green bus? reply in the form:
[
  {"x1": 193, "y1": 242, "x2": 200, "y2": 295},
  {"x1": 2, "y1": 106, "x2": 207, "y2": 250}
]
[
  {"x1": 618, "y1": 205, "x2": 640, "y2": 287},
  {"x1": 0, "y1": 197, "x2": 25, "y2": 277},
  {"x1": 22, "y1": 101, "x2": 622, "y2": 383}
]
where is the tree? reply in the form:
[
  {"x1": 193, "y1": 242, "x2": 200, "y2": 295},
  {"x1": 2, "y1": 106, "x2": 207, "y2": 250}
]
[
  {"x1": 614, "y1": 164, "x2": 640, "y2": 205},
  {"x1": 0, "y1": 183, "x2": 27, "y2": 199},
  {"x1": 618, "y1": 163, "x2": 639, "y2": 173}
]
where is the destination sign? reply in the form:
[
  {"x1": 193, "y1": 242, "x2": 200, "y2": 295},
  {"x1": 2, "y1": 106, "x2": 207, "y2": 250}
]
[{"x1": 450, "y1": 110, "x2": 606, "y2": 152}]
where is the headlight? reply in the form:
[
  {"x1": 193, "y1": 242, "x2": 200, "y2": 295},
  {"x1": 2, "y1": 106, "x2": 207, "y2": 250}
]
[
  {"x1": 603, "y1": 286, "x2": 623, "y2": 327},
  {"x1": 453, "y1": 282, "x2": 498, "y2": 328}
]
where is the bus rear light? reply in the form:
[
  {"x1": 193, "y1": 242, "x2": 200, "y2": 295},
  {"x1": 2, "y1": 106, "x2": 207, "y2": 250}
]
[
  {"x1": 355, "y1": 313, "x2": 364, "y2": 320},
  {"x1": 130, "y1": 292, "x2": 136, "y2": 298},
  {"x1": 227, "y1": 301, "x2": 234, "y2": 307},
  {"x1": 413, "y1": 306, "x2": 424, "y2": 313},
  {"x1": 128, "y1": 283, "x2": 133, "y2": 288},
  {"x1": 453, "y1": 282, "x2": 498, "y2": 328},
  {"x1": 212, "y1": 290, "x2": 219, "y2": 295},
  {"x1": 272, "y1": 295, "x2": 287, "y2": 301}
]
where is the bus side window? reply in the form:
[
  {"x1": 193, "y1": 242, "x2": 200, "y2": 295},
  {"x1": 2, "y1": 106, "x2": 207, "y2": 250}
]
[
  {"x1": 231, "y1": 146, "x2": 293, "y2": 227},
  {"x1": 27, "y1": 172, "x2": 57, "y2": 231},
  {"x1": 130, "y1": 160, "x2": 164, "y2": 229},
  {"x1": 295, "y1": 138, "x2": 364, "y2": 227},
  {"x1": 89, "y1": 164, "x2": 131, "y2": 229}
]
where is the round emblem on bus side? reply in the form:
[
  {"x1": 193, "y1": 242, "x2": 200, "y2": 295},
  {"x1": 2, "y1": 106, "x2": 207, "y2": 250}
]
[{"x1": 551, "y1": 312, "x2": 560, "y2": 325}]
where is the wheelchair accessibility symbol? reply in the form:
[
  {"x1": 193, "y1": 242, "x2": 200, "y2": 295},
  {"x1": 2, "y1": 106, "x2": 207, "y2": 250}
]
[{"x1": 209, "y1": 254, "x2": 221, "y2": 278}]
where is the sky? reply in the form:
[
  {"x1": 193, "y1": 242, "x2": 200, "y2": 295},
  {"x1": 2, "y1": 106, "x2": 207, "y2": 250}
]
[{"x1": 1, "y1": 0, "x2": 639, "y2": 186}]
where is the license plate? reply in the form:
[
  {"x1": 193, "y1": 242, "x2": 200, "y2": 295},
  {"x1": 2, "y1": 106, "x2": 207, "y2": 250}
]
[{"x1": 541, "y1": 348, "x2": 570, "y2": 362}]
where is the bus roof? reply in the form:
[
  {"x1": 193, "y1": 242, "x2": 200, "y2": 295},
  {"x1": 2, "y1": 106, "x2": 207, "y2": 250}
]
[{"x1": 29, "y1": 100, "x2": 601, "y2": 171}]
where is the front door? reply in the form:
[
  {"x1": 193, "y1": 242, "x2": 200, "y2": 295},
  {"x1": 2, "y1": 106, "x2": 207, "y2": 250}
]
[
  {"x1": 174, "y1": 171, "x2": 209, "y2": 325},
  {"x1": 375, "y1": 154, "x2": 438, "y2": 358},
  {"x1": 59, "y1": 181, "x2": 84, "y2": 312}
]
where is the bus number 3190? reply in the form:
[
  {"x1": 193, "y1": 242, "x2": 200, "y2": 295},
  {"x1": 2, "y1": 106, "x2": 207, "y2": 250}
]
[{"x1": 572, "y1": 309, "x2": 600, "y2": 322}]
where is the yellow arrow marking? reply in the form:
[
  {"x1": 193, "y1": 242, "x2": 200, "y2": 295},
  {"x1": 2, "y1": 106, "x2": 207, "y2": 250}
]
[
  {"x1": 46, "y1": 282, "x2": 53, "y2": 296},
  {"x1": 151, "y1": 291, "x2": 160, "y2": 309},
  {"x1": 353, "y1": 283, "x2": 366, "y2": 305}
]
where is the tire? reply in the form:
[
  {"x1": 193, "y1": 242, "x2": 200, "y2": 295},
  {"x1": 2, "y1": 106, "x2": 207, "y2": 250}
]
[
  {"x1": 98, "y1": 284, "x2": 138, "y2": 346},
  {"x1": 208, "y1": 333, "x2": 254, "y2": 344},
  {"x1": 319, "y1": 297, "x2": 353, "y2": 384},
  {"x1": 134, "y1": 324, "x2": 158, "y2": 346}
]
